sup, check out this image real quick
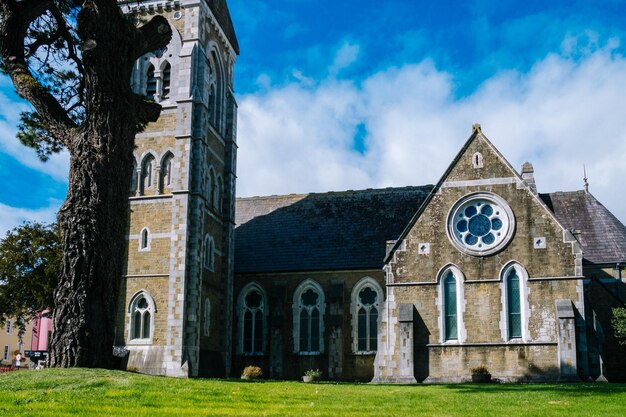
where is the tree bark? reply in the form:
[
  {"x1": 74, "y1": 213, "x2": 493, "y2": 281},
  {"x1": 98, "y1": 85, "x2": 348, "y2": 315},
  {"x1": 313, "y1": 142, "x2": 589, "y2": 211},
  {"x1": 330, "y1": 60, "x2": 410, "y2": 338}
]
[
  {"x1": 1, "y1": 0, "x2": 170, "y2": 368},
  {"x1": 45, "y1": 1, "x2": 171, "y2": 368}
]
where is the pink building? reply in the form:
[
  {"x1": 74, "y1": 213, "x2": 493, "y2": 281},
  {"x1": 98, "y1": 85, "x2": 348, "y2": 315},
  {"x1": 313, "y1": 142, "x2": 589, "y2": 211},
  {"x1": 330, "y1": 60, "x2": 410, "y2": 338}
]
[{"x1": 30, "y1": 312, "x2": 52, "y2": 351}]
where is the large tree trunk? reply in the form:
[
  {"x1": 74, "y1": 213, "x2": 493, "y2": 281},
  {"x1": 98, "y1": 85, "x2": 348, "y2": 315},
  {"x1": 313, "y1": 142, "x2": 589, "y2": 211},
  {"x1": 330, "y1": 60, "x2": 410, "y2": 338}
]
[
  {"x1": 47, "y1": 1, "x2": 170, "y2": 368},
  {"x1": 0, "y1": 0, "x2": 170, "y2": 367},
  {"x1": 50, "y1": 124, "x2": 135, "y2": 368}
]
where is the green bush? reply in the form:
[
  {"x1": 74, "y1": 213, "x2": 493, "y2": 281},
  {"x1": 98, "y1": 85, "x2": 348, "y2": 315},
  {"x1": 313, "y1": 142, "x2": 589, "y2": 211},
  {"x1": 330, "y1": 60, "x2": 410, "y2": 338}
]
[
  {"x1": 304, "y1": 369, "x2": 322, "y2": 378},
  {"x1": 471, "y1": 365, "x2": 490, "y2": 376},
  {"x1": 611, "y1": 307, "x2": 626, "y2": 345}
]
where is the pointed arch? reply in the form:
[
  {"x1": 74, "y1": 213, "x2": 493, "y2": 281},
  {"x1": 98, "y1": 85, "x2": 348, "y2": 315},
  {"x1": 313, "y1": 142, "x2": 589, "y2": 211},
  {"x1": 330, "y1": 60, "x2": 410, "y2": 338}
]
[
  {"x1": 351, "y1": 277, "x2": 383, "y2": 353},
  {"x1": 139, "y1": 227, "x2": 150, "y2": 251},
  {"x1": 293, "y1": 279, "x2": 325, "y2": 354},
  {"x1": 437, "y1": 264, "x2": 466, "y2": 343},
  {"x1": 214, "y1": 175, "x2": 223, "y2": 212},
  {"x1": 207, "y1": 46, "x2": 225, "y2": 132},
  {"x1": 499, "y1": 261, "x2": 530, "y2": 342},
  {"x1": 207, "y1": 167, "x2": 215, "y2": 205},
  {"x1": 203, "y1": 234, "x2": 215, "y2": 271},
  {"x1": 145, "y1": 64, "x2": 156, "y2": 100},
  {"x1": 128, "y1": 291, "x2": 156, "y2": 343},
  {"x1": 159, "y1": 151, "x2": 175, "y2": 192},
  {"x1": 160, "y1": 61, "x2": 171, "y2": 100},
  {"x1": 130, "y1": 158, "x2": 138, "y2": 195},
  {"x1": 237, "y1": 282, "x2": 268, "y2": 355},
  {"x1": 140, "y1": 153, "x2": 156, "y2": 194}
]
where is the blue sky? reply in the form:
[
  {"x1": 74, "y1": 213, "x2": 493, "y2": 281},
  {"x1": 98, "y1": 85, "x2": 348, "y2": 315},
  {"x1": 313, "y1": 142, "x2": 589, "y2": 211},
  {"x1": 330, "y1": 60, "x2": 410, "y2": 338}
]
[{"x1": 1, "y1": 0, "x2": 626, "y2": 235}]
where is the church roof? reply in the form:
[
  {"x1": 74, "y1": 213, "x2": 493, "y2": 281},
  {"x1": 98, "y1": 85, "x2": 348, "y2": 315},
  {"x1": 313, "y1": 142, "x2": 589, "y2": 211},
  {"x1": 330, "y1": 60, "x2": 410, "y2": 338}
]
[
  {"x1": 207, "y1": 0, "x2": 239, "y2": 54},
  {"x1": 234, "y1": 186, "x2": 626, "y2": 274},
  {"x1": 540, "y1": 191, "x2": 626, "y2": 264},
  {"x1": 234, "y1": 186, "x2": 434, "y2": 273}
]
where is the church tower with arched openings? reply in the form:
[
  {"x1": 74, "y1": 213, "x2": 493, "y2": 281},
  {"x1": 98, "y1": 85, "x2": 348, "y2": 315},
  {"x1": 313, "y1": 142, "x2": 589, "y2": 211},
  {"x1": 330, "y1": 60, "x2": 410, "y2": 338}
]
[{"x1": 117, "y1": 0, "x2": 239, "y2": 377}]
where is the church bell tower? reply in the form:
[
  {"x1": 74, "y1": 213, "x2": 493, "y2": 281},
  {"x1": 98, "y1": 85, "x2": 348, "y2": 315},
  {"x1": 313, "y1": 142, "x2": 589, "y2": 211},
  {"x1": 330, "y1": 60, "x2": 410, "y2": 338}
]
[{"x1": 116, "y1": 0, "x2": 239, "y2": 377}]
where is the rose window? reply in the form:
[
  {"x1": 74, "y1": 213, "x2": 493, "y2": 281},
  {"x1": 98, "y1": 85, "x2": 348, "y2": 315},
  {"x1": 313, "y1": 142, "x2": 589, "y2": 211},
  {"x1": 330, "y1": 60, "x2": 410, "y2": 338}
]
[{"x1": 447, "y1": 193, "x2": 514, "y2": 256}]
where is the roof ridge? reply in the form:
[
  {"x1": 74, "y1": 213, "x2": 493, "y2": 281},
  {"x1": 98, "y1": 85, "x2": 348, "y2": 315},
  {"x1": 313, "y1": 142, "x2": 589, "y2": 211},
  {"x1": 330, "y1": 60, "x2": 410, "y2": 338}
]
[{"x1": 236, "y1": 185, "x2": 434, "y2": 201}]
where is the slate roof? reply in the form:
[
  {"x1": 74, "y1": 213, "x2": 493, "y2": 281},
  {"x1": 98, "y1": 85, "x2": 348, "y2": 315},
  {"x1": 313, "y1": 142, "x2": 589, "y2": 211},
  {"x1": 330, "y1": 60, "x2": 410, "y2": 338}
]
[
  {"x1": 235, "y1": 186, "x2": 626, "y2": 274},
  {"x1": 540, "y1": 191, "x2": 626, "y2": 264},
  {"x1": 234, "y1": 186, "x2": 433, "y2": 273},
  {"x1": 207, "y1": 0, "x2": 239, "y2": 54}
]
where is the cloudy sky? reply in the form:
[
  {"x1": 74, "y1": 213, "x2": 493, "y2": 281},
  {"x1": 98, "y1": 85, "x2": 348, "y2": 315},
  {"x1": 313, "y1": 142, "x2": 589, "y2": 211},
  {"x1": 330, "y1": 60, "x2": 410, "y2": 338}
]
[{"x1": 1, "y1": 0, "x2": 626, "y2": 235}]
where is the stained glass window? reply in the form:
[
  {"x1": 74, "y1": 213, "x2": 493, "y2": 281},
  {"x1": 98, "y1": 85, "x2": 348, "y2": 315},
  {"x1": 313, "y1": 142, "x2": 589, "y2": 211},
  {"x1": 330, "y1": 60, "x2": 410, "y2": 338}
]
[{"x1": 444, "y1": 273, "x2": 458, "y2": 341}]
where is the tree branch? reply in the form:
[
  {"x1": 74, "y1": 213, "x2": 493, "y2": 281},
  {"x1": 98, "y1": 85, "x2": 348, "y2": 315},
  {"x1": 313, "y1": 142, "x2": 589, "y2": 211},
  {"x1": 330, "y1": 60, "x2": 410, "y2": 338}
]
[
  {"x1": 133, "y1": 15, "x2": 172, "y2": 60},
  {"x1": 0, "y1": 0, "x2": 77, "y2": 142}
]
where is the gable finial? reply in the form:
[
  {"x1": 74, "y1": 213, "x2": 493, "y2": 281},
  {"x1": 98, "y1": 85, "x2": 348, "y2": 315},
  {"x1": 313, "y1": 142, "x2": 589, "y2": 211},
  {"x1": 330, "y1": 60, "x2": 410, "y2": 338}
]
[
  {"x1": 472, "y1": 123, "x2": 482, "y2": 134},
  {"x1": 583, "y1": 164, "x2": 589, "y2": 193}
]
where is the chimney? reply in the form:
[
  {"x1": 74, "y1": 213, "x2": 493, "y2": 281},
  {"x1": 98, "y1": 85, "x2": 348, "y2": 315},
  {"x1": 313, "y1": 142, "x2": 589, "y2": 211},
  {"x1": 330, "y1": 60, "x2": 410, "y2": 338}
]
[{"x1": 521, "y1": 162, "x2": 537, "y2": 194}]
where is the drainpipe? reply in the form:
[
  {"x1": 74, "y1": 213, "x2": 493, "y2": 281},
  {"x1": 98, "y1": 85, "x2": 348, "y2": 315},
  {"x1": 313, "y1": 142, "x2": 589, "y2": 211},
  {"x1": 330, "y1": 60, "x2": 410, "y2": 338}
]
[{"x1": 616, "y1": 263, "x2": 623, "y2": 302}]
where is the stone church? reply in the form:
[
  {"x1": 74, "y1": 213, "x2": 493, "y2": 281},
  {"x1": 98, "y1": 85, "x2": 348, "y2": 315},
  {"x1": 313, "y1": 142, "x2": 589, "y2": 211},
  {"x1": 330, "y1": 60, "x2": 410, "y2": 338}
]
[{"x1": 116, "y1": 0, "x2": 626, "y2": 381}]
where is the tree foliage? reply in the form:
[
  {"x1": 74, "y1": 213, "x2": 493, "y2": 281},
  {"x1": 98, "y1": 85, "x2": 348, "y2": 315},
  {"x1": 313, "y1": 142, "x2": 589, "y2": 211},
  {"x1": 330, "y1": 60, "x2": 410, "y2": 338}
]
[
  {"x1": 0, "y1": 222, "x2": 60, "y2": 338},
  {"x1": 612, "y1": 307, "x2": 626, "y2": 346},
  {"x1": 0, "y1": 0, "x2": 172, "y2": 367}
]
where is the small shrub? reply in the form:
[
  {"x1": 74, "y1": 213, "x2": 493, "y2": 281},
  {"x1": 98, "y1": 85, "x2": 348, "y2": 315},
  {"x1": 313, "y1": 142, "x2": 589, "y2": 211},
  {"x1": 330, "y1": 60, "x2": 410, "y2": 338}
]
[
  {"x1": 242, "y1": 365, "x2": 263, "y2": 379},
  {"x1": 304, "y1": 369, "x2": 322, "y2": 378},
  {"x1": 471, "y1": 365, "x2": 490, "y2": 376}
]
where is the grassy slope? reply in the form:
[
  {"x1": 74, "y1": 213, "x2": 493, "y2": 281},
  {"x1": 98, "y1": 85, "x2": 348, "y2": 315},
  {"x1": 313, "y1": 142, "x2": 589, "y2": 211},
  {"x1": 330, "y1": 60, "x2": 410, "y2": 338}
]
[{"x1": 1, "y1": 369, "x2": 626, "y2": 417}]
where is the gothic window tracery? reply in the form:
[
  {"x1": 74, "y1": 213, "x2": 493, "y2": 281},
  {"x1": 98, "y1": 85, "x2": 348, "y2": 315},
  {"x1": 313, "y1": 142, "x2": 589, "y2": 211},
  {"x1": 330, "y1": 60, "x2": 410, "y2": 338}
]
[
  {"x1": 129, "y1": 292, "x2": 154, "y2": 342},
  {"x1": 351, "y1": 278, "x2": 382, "y2": 353},
  {"x1": 238, "y1": 284, "x2": 266, "y2": 354},
  {"x1": 293, "y1": 280, "x2": 325, "y2": 354}
]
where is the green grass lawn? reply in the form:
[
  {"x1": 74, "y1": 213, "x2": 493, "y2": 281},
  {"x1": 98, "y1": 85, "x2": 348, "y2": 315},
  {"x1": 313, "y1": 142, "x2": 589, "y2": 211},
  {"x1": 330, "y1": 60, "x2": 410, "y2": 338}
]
[{"x1": 1, "y1": 369, "x2": 626, "y2": 417}]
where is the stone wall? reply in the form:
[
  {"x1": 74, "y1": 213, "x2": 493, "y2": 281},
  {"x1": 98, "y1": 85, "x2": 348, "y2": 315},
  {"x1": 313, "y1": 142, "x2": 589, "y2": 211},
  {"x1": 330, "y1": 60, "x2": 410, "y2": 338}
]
[
  {"x1": 374, "y1": 130, "x2": 584, "y2": 383},
  {"x1": 233, "y1": 269, "x2": 385, "y2": 381}
]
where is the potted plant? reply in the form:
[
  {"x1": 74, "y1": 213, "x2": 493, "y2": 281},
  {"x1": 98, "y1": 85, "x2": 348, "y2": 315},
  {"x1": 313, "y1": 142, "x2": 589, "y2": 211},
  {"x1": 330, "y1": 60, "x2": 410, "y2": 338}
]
[
  {"x1": 471, "y1": 365, "x2": 492, "y2": 383},
  {"x1": 241, "y1": 365, "x2": 263, "y2": 381},
  {"x1": 303, "y1": 369, "x2": 322, "y2": 383}
]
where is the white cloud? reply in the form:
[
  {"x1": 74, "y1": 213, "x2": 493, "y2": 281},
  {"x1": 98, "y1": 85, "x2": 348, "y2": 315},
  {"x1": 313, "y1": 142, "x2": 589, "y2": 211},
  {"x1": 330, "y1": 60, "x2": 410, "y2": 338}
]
[
  {"x1": 236, "y1": 47, "x2": 626, "y2": 225},
  {"x1": 0, "y1": 201, "x2": 58, "y2": 237}
]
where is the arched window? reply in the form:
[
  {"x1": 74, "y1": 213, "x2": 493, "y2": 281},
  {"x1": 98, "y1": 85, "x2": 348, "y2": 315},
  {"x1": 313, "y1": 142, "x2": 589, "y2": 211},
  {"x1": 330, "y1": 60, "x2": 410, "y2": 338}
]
[
  {"x1": 139, "y1": 228, "x2": 150, "y2": 251},
  {"x1": 161, "y1": 62, "x2": 171, "y2": 100},
  {"x1": 472, "y1": 152, "x2": 483, "y2": 168},
  {"x1": 203, "y1": 235, "x2": 215, "y2": 271},
  {"x1": 507, "y1": 269, "x2": 521, "y2": 338},
  {"x1": 210, "y1": 50, "x2": 223, "y2": 131},
  {"x1": 500, "y1": 263, "x2": 528, "y2": 341},
  {"x1": 215, "y1": 176, "x2": 223, "y2": 212},
  {"x1": 238, "y1": 283, "x2": 267, "y2": 354},
  {"x1": 141, "y1": 154, "x2": 155, "y2": 193},
  {"x1": 203, "y1": 298, "x2": 211, "y2": 337},
  {"x1": 207, "y1": 168, "x2": 215, "y2": 205},
  {"x1": 293, "y1": 280, "x2": 325, "y2": 354},
  {"x1": 129, "y1": 292, "x2": 154, "y2": 341},
  {"x1": 207, "y1": 56, "x2": 218, "y2": 126},
  {"x1": 439, "y1": 266, "x2": 465, "y2": 343},
  {"x1": 443, "y1": 272, "x2": 457, "y2": 341},
  {"x1": 130, "y1": 159, "x2": 138, "y2": 194},
  {"x1": 146, "y1": 64, "x2": 156, "y2": 100},
  {"x1": 160, "y1": 152, "x2": 174, "y2": 191},
  {"x1": 351, "y1": 278, "x2": 383, "y2": 353}
]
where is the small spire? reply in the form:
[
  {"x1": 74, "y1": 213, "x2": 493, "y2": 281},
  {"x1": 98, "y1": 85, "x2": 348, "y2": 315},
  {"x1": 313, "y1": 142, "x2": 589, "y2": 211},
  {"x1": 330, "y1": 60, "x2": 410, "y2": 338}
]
[
  {"x1": 472, "y1": 123, "x2": 482, "y2": 134},
  {"x1": 583, "y1": 164, "x2": 589, "y2": 193}
]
